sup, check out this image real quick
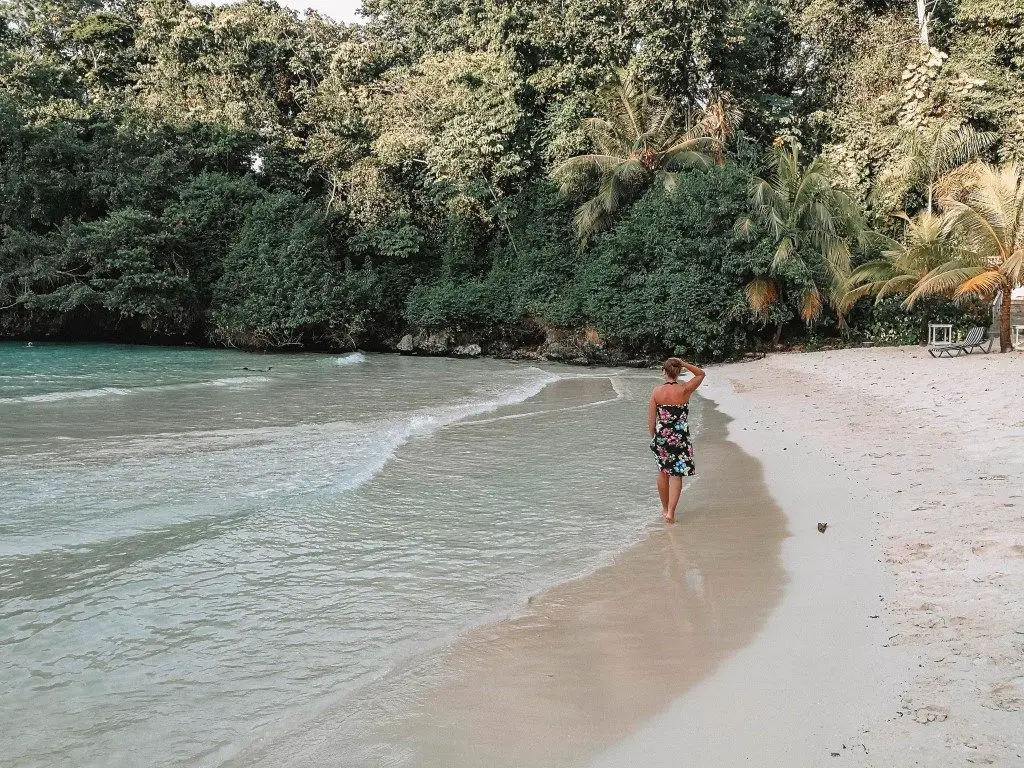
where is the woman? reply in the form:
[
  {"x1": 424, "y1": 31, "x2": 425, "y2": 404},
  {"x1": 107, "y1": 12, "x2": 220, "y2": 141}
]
[{"x1": 648, "y1": 357, "x2": 705, "y2": 523}]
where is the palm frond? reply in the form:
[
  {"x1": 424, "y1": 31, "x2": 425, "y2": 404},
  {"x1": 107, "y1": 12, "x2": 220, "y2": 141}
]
[
  {"x1": 614, "y1": 70, "x2": 643, "y2": 141},
  {"x1": 650, "y1": 105, "x2": 676, "y2": 144},
  {"x1": 734, "y1": 216, "x2": 756, "y2": 241},
  {"x1": 833, "y1": 189, "x2": 867, "y2": 235},
  {"x1": 614, "y1": 158, "x2": 650, "y2": 188},
  {"x1": 662, "y1": 148, "x2": 715, "y2": 172},
  {"x1": 875, "y1": 275, "x2": 920, "y2": 302},
  {"x1": 932, "y1": 124, "x2": 998, "y2": 178},
  {"x1": 822, "y1": 235, "x2": 852, "y2": 280},
  {"x1": 662, "y1": 133, "x2": 718, "y2": 154},
  {"x1": 579, "y1": 117, "x2": 627, "y2": 157},
  {"x1": 862, "y1": 230, "x2": 901, "y2": 253},
  {"x1": 837, "y1": 282, "x2": 877, "y2": 314},
  {"x1": 550, "y1": 153, "x2": 627, "y2": 180},
  {"x1": 572, "y1": 196, "x2": 613, "y2": 239},
  {"x1": 599, "y1": 169, "x2": 628, "y2": 222},
  {"x1": 1003, "y1": 247, "x2": 1024, "y2": 286},
  {"x1": 773, "y1": 236, "x2": 795, "y2": 268},
  {"x1": 745, "y1": 278, "x2": 779, "y2": 314},
  {"x1": 874, "y1": 122, "x2": 997, "y2": 214},
  {"x1": 943, "y1": 198, "x2": 1008, "y2": 262},
  {"x1": 904, "y1": 262, "x2": 987, "y2": 306},
  {"x1": 848, "y1": 258, "x2": 898, "y2": 286},
  {"x1": 953, "y1": 269, "x2": 1003, "y2": 299},
  {"x1": 800, "y1": 287, "x2": 823, "y2": 323},
  {"x1": 934, "y1": 162, "x2": 980, "y2": 204},
  {"x1": 750, "y1": 178, "x2": 787, "y2": 237}
]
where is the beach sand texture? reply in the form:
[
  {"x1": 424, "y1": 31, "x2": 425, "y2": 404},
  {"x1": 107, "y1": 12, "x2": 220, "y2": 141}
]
[{"x1": 702, "y1": 346, "x2": 1024, "y2": 765}]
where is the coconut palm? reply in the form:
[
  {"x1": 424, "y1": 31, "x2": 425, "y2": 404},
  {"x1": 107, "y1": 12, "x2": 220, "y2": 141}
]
[
  {"x1": 906, "y1": 162, "x2": 1024, "y2": 351},
  {"x1": 873, "y1": 121, "x2": 997, "y2": 215},
  {"x1": 550, "y1": 70, "x2": 720, "y2": 240},
  {"x1": 701, "y1": 94, "x2": 742, "y2": 165},
  {"x1": 739, "y1": 143, "x2": 865, "y2": 326},
  {"x1": 838, "y1": 211, "x2": 952, "y2": 314}
]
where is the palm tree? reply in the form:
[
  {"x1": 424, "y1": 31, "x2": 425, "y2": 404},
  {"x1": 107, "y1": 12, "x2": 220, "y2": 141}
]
[
  {"x1": 873, "y1": 121, "x2": 997, "y2": 216},
  {"x1": 906, "y1": 162, "x2": 1024, "y2": 351},
  {"x1": 838, "y1": 211, "x2": 951, "y2": 315},
  {"x1": 739, "y1": 143, "x2": 865, "y2": 328},
  {"x1": 550, "y1": 70, "x2": 720, "y2": 241}
]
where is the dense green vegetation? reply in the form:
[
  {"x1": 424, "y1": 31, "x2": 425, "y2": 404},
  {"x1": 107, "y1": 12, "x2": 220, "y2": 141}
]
[{"x1": 1, "y1": 0, "x2": 1021, "y2": 359}]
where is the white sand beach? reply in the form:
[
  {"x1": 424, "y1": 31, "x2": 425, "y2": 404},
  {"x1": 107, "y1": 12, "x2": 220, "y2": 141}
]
[{"x1": 598, "y1": 346, "x2": 1023, "y2": 766}]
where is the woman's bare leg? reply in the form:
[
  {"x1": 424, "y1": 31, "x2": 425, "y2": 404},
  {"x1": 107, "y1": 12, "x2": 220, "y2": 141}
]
[
  {"x1": 667, "y1": 476, "x2": 684, "y2": 522},
  {"x1": 657, "y1": 472, "x2": 669, "y2": 519}
]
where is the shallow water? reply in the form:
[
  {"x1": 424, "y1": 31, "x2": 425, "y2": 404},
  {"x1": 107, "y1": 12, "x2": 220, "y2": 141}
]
[{"x1": 0, "y1": 343, "x2": 667, "y2": 767}]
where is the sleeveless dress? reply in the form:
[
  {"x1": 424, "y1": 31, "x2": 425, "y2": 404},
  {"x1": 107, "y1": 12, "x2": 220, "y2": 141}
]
[{"x1": 650, "y1": 400, "x2": 695, "y2": 476}]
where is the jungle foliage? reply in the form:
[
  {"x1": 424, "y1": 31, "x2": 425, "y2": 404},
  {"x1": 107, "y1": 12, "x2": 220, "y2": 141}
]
[{"x1": 1, "y1": 0, "x2": 1021, "y2": 358}]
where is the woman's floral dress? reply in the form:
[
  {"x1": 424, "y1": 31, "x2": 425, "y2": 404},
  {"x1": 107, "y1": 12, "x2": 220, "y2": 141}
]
[{"x1": 650, "y1": 403, "x2": 695, "y2": 476}]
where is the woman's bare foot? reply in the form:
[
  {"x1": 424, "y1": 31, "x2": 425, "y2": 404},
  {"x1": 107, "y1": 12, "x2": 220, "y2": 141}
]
[{"x1": 663, "y1": 510, "x2": 675, "y2": 524}]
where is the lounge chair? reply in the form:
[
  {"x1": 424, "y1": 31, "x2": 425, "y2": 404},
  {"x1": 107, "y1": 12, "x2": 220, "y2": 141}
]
[{"x1": 929, "y1": 326, "x2": 993, "y2": 357}]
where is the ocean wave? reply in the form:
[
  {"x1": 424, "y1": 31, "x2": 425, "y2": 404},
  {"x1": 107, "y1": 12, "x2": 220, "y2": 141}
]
[
  {"x1": 332, "y1": 352, "x2": 367, "y2": 366},
  {"x1": 1, "y1": 369, "x2": 561, "y2": 557},
  {"x1": 300, "y1": 367, "x2": 562, "y2": 497},
  {"x1": 0, "y1": 376, "x2": 271, "y2": 404},
  {"x1": 458, "y1": 375, "x2": 625, "y2": 427},
  {"x1": 206, "y1": 376, "x2": 271, "y2": 387},
  {"x1": 17, "y1": 386, "x2": 133, "y2": 403}
]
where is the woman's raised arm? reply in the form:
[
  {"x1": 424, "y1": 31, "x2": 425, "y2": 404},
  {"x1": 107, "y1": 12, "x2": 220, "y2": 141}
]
[{"x1": 681, "y1": 361, "x2": 705, "y2": 393}]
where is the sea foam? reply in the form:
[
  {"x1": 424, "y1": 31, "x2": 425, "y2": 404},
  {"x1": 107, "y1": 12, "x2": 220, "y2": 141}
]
[
  {"x1": 332, "y1": 352, "x2": 367, "y2": 366},
  {"x1": 1, "y1": 376, "x2": 270, "y2": 404}
]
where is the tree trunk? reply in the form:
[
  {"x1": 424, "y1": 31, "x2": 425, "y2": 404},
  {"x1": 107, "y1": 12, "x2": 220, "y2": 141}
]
[
  {"x1": 773, "y1": 322, "x2": 783, "y2": 347},
  {"x1": 917, "y1": 0, "x2": 930, "y2": 48},
  {"x1": 999, "y1": 284, "x2": 1012, "y2": 352}
]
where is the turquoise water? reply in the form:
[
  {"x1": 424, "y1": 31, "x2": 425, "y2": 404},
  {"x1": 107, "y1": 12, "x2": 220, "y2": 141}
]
[{"x1": 0, "y1": 343, "x2": 664, "y2": 767}]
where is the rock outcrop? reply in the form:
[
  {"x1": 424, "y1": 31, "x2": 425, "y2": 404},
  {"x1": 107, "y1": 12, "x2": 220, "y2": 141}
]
[{"x1": 383, "y1": 323, "x2": 661, "y2": 367}]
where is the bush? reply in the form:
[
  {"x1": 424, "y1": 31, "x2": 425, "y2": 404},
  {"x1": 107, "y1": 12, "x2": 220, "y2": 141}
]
[
  {"x1": 864, "y1": 296, "x2": 992, "y2": 346},
  {"x1": 565, "y1": 166, "x2": 768, "y2": 361},
  {"x1": 209, "y1": 193, "x2": 349, "y2": 349},
  {"x1": 404, "y1": 181, "x2": 580, "y2": 329}
]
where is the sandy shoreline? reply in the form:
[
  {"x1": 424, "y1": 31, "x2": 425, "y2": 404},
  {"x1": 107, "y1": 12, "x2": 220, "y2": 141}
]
[
  {"x1": 364, "y1": 401, "x2": 788, "y2": 767},
  {"x1": 594, "y1": 365, "x2": 908, "y2": 766},
  {"x1": 701, "y1": 346, "x2": 1023, "y2": 766}
]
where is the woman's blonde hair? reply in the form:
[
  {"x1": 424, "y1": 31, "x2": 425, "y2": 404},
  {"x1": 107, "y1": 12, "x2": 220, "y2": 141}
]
[{"x1": 662, "y1": 357, "x2": 683, "y2": 380}]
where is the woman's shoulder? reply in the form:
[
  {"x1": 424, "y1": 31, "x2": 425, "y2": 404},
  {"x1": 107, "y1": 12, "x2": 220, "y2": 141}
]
[
  {"x1": 650, "y1": 385, "x2": 671, "y2": 401},
  {"x1": 654, "y1": 385, "x2": 689, "y2": 406}
]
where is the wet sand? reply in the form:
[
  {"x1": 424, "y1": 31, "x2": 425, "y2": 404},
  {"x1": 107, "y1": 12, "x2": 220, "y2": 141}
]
[{"x1": 373, "y1": 401, "x2": 787, "y2": 767}]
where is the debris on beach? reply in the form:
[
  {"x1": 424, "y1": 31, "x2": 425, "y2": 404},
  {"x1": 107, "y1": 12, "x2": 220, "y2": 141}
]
[
  {"x1": 913, "y1": 707, "x2": 948, "y2": 724},
  {"x1": 818, "y1": 522, "x2": 828, "y2": 533}
]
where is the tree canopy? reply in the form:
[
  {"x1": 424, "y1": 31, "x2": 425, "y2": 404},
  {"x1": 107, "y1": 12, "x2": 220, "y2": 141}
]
[{"x1": 1, "y1": 0, "x2": 1021, "y2": 356}]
